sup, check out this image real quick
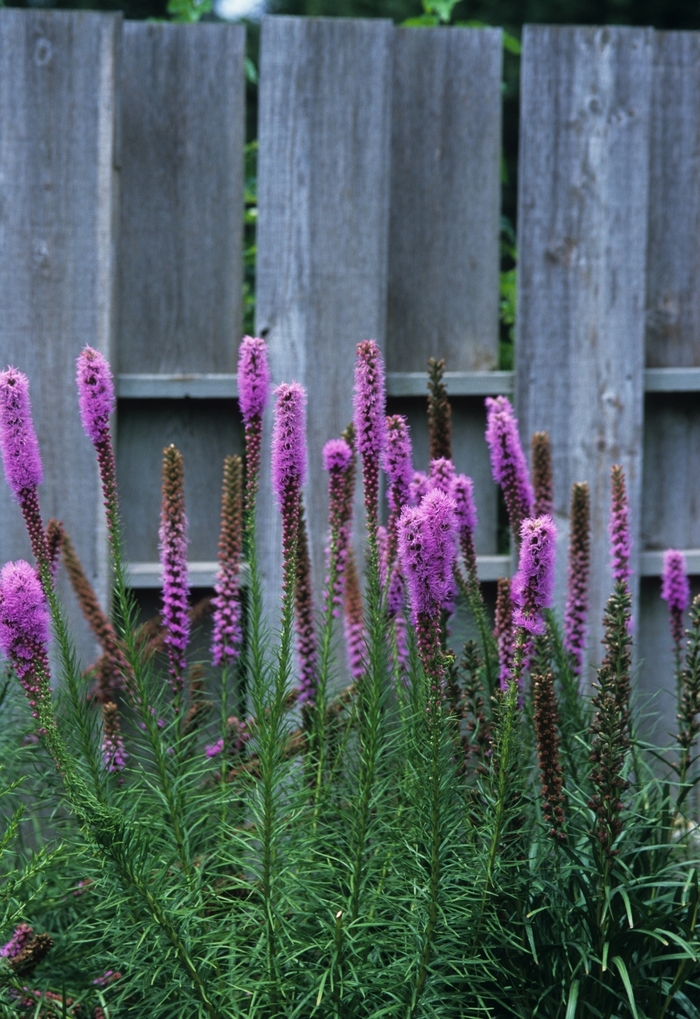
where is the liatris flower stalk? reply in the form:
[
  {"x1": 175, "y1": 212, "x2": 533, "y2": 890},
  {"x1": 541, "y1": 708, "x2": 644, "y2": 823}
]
[
  {"x1": 609, "y1": 464, "x2": 632, "y2": 588},
  {"x1": 588, "y1": 580, "x2": 632, "y2": 858},
  {"x1": 383, "y1": 415, "x2": 413, "y2": 563},
  {"x1": 60, "y1": 527, "x2": 130, "y2": 699},
  {"x1": 159, "y1": 445, "x2": 190, "y2": 696},
  {"x1": 1, "y1": 924, "x2": 34, "y2": 960},
  {"x1": 272, "y1": 383, "x2": 307, "y2": 607},
  {"x1": 677, "y1": 594, "x2": 700, "y2": 790},
  {"x1": 0, "y1": 561, "x2": 51, "y2": 727},
  {"x1": 344, "y1": 547, "x2": 365, "y2": 681},
  {"x1": 397, "y1": 489, "x2": 458, "y2": 704},
  {"x1": 533, "y1": 671, "x2": 566, "y2": 841},
  {"x1": 494, "y1": 577, "x2": 515, "y2": 690},
  {"x1": 102, "y1": 700, "x2": 127, "y2": 774},
  {"x1": 46, "y1": 518, "x2": 64, "y2": 580},
  {"x1": 0, "y1": 368, "x2": 49, "y2": 569},
  {"x1": 322, "y1": 437, "x2": 353, "y2": 616},
  {"x1": 510, "y1": 516, "x2": 556, "y2": 686},
  {"x1": 237, "y1": 336, "x2": 270, "y2": 521},
  {"x1": 661, "y1": 549, "x2": 690, "y2": 673},
  {"x1": 564, "y1": 482, "x2": 590, "y2": 679},
  {"x1": 211, "y1": 455, "x2": 243, "y2": 666},
  {"x1": 353, "y1": 340, "x2": 386, "y2": 539},
  {"x1": 429, "y1": 456, "x2": 456, "y2": 496},
  {"x1": 295, "y1": 501, "x2": 318, "y2": 707},
  {"x1": 410, "y1": 470, "x2": 429, "y2": 507},
  {"x1": 451, "y1": 474, "x2": 478, "y2": 586},
  {"x1": 485, "y1": 396, "x2": 534, "y2": 545},
  {"x1": 427, "y1": 357, "x2": 452, "y2": 462},
  {"x1": 531, "y1": 431, "x2": 554, "y2": 517},
  {"x1": 76, "y1": 347, "x2": 119, "y2": 543}
]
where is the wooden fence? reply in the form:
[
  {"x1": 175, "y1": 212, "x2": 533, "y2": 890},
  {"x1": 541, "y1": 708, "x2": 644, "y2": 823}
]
[{"x1": 0, "y1": 11, "x2": 697, "y2": 739}]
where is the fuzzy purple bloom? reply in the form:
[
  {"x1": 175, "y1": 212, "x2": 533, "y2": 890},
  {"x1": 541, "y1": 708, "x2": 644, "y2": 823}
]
[
  {"x1": 76, "y1": 347, "x2": 115, "y2": 446},
  {"x1": 323, "y1": 438, "x2": 352, "y2": 474},
  {"x1": 237, "y1": 336, "x2": 270, "y2": 425},
  {"x1": 485, "y1": 396, "x2": 534, "y2": 538},
  {"x1": 0, "y1": 561, "x2": 50, "y2": 677},
  {"x1": 662, "y1": 549, "x2": 690, "y2": 650},
  {"x1": 409, "y1": 471, "x2": 429, "y2": 507},
  {"x1": 353, "y1": 340, "x2": 386, "y2": 462},
  {"x1": 383, "y1": 415, "x2": 413, "y2": 512},
  {"x1": 512, "y1": 516, "x2": 557, "y2": 636},
  {"x1": 609, "y1": 465, "x2": 632, "y2": 587},
  {"x1": 0, "y1": 369, "x2": 43, "y2": 499},
  {"x1": 205, "y1": 738, "x2": 224, "y2": 758},
  {"x1": 429, "y1": 457, "x2": 456, "y2": 495},
  {"x1": 397, "y1": 489, "x2": 458, "y2": 621},
  {"x1": 271, "y1": 383, "x2": 307, "y2": 509},
  {"x1": 159, "y1": 447, "x2": 190, "y2": 694},
  {"x1": 0, "y1": 925, "x2": 34, "y2": 960},
  {"x1": 451, "y1": 474, "x2": 478, "y2": 534}
]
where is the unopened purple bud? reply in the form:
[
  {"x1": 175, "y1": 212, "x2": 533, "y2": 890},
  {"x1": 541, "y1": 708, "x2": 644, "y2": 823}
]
[
  {"x1": 429, "y1": 457, "x2": 455, "y2": 495},
  {"x1": 323, "y1": 438, "x2": 352, "y2": 473},
  {"x1": 485, "y1": 396, "x2": 534, "y2": 536},
  {"x1": 205, "y1": 738, "x2": 224, "y2": 758},
  {"x1": 0, "y1": 369, "x2": 43, "y2": 498},
  {"x1": 512, "y1": 515, "x2": 556, "y2": 635},
  {"x1": 76, "y1": 347, "x2": 115, "y2": 446},
  {"x1": 409, "y1": 471, "x2": 429, "y2": 507},
  {"x1": 451, "y1": 474, "x2": 478, "y2": 533},
  {"x1": 397, "y1": 489, "x2": 458, "y2": 620},
  {"x1": 237, "y1": 336, "x2": 270, "y2": 424},
  {"x1": 662, "y1": 549, "x2": 690, "y2": 615},
  {"x1": 353, "y1": 340, "x2": 386, "y2": 461},
  {"x1": 609, "y1": 465, "x2": 631, "y2": 586},
  {"x1": 271, "y1": 383, "x2": 307, "y2": 508}
]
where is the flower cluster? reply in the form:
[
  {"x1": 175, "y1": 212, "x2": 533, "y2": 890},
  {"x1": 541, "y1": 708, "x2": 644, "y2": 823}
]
[
  {"x1": 159, "y1": 445, "x2": 190, "y2": 695},
  {"x1": 485, "y1": 395, "x2": 534, "y2": 542}
]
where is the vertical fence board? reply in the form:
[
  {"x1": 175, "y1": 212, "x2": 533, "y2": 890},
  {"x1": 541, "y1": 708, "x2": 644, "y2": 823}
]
[
  {"x1": 387, "y1": 26, "x2": 501, "y2": 374},
  {"x1": 0, "y1": 9, "x2": 120, "y2": 665},
  {"x1": 255, "y1": 15, "x2": 394, "y2": 613},
  {"x1": 118, "y1": 22, "x2": 245, "y2": 374},
  {"x1": 516, "y1": 25, "x2": 652, "y2": 671}
]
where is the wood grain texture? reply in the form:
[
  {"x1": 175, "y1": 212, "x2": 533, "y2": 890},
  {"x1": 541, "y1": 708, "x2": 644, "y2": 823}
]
[
  {"x1": 0, "y1": 9, "x2": 120, "y2": 665},
  {"x1": 387, "y1": 27, "x2": 501, "y2": 373},
  {"x1": 255, "y1": 15, "x2": 394, "y2": 614},
  {"x1": 117, "y1": 400, "x2": 243, "y2": 564},
  {"x1": 117, "y1": 21, "x2": 245, "y2": 373},
  {"x1": 515, "y1": 25, "x2": 652, "y2": 667},
  {"x1": 646, "y1": 32, "x2": 700, "y2": 368}
]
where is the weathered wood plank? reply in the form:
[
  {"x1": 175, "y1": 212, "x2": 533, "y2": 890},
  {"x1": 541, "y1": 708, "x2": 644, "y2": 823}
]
[
  {"x1": 516, "y1": 25, "x2": 652, "y2": 670},
  {"x1": 255, "y1": 15, "x2": 394, "y2": 613},
  {"x1": 118, "y1": 21, "x2": 245, "y2": 373},
  {"x1": 0, "y1": 9, "x2": 120, "y2": 665},
  {"x1": 387, "y1": 26, "x2": 501, "y2": 373}
]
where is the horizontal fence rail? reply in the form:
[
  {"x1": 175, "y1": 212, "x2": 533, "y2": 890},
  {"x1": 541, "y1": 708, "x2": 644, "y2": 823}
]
[{"x1": 0, "y1": 12, "x2": 699, "y2": 735}]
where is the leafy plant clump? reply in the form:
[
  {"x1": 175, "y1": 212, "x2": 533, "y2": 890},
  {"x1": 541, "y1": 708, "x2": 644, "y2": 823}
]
[{"x1": 0, "y1": 343, "x2": 696, "y2": 1018}]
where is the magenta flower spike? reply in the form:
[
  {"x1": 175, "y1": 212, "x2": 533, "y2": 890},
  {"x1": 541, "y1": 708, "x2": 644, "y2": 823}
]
[
  {"x1": 353, "y1": 340, "x2": 386, "y2": 536},
  {"x1": 410, "y1": 470, "x2": 429, "y2": 507},
  {"x1": 159, "y1": 446, "x2": 190, "y2": 697},
  {"x1": 429, "y1": 457, "x2": 456, "y2": 496},
  {"x1": 661, "y1": 549, "x2": 690, "y2": 651},
  {"x1": 512, "y1": 515, "x2": 556, "y2": 636},
  {"x1": 485, "y1": 396, "x2": 534, "y2": 542},
  {"x1": 383, "y1": 415, "x2": 413, "y2": 515},
  {"x1": 398, "y1": 489, "x2": 458, "y2": 622},
  {"x1": 0, "y1": 560, "x2": 51, "y2": 722},
  {"x1": 211, "y1": 456, "x2": 243, "y2": 667},
  {"x1": 451, "y1": 473, "x2": 479, "y2": 583},
  {"x1": 322, "y1": 437, "x2": 353, "y2": 617},
  {"x1": 564, "y1": 482, "x2": 590, "y2": 679},
  {"x1": 609, "y1": 465, "x2": 632, "y2": 588},
  {"x1": 75, "y1": 348, "x2": 120, "y2": 543},
  {"x1": 272, "y1": 382, "x2": 307, "y2": 603},
  {"x1": 0, "y1": 924, "x2": 34, "y2": 960},
  {"x1": 0, "y1": 369, "x2": 49, "y2": 569},
  {"x1": 323, "y1": 438, "x2": 353, "y2": 475},
  {"x1": 237, "y1": 336, "x2": 270, "y2": 518}
]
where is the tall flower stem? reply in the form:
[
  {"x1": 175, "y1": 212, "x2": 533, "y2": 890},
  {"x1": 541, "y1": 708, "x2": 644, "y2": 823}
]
[
  {"x1": 564, "y1": 482, "x2": 591, "y2": 681},
  {"x1": 159, "y1": 445, "x2": 190, "y2": 701}
]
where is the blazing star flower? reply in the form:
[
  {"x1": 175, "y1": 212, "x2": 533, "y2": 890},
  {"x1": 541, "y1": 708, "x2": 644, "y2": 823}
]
[
  {"x1": 429, "y1": 457, "x2": 456, "y2": 496},
  {"x1": 0, "y1": 560, "x2": 51, "y2": 720},
  {"x1": 494, "y1": 577, "x2": 515, "y2": 690},
  {"x1": 662, "y1": 549, "x2": 690, "y2": 650},
  {"x1": 322, "y1": 437, "x2": 354, "y2": 616},
  {"x1": 76, "y1": 347, "x2": 115, "y2": 446},
  {"x1": 211, "y1": 456, "x2": 243, "y2": 667},
  {"x1": 0, "y1": 369, "x2": 43, "y2": 498},
  {"x1": 410, "y1": 470, "x2": 429, "y2": 507},
  {"x1": 609, "y1": 465, "x2": 631, "y2": 587},
  {"x1": 564, "y1": 482, "x2": 590, "y2": 678},
  {"x1": 512, "y1": 515, "x2": 557, "y2": 636},
  {"x1": 398, "y1": 489, "x2": 458, "y2": 621},
  {"x1": 159, "y1": 446, "x2": 189, "y2": 695},
  {"x1": 485, "y1": 396, "x2": 534, "y2": 540},
  {"x1": 353, "y1": 340, "x2": 386, "y2": 533},
  {"x1": 237, "y1": 336, "x2": 270, "y2": 425},
  {"x1": 0, "y1": 925, "x2": 34, "y2": 960},
  {"x1": 271, "y1": 383, "x2": 307, "y2": 509},
  {"x1": 101, "y1": 700, "x2": 127, "y2": 774},
  {"x1": 383, "y1": 415, "x2": 413, "y2": 514}
]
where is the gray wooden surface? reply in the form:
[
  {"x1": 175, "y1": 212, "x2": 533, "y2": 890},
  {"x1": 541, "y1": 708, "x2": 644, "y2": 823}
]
[
  {"x1": 117, "y1": 21, "x2": 245, "y2": 374},
  {"x1": 255, "y1": 15, "x2": 394, "y2": 619},
  {"x1": 516, "y1": 25, "x2": 652, "y2": 673},
  {"x1": 0, "y1": 9, "x2": 120, "y2": 668},
  {"x1": 387, "y1": 27, "x2": 501, "y2": 374}
]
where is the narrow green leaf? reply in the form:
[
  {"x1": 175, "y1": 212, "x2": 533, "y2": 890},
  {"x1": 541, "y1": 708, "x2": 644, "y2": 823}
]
[
  {"x1": 565, "y1": 979, "x2": 579, "y2": 1019},
  {"x1": 612, "y1": 956, "x2": 639, "y2": 1019}
]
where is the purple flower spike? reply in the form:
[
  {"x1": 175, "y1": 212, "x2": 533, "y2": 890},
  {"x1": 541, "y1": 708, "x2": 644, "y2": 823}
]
[
  {"x1": 76, "y1": 347, "x2": 115, "y2": 446},
  {"x1": 451, "y1": 474, "x2": 478, "y2": 534},
  {"x1": 512, "y1": 515, "x2": 557, "y2": 636},
  {"x1": 322, "y1": 437, "x2": 354, "y2": 617},
  {"x1": 237, "y1": 336, "x2": 270, "y2": 425},
  {"x1": 353, "y1": 340, "x2": 386, "y2": 533},
  {"x1": 410, "y1": 471, "x2": 429, "y2": 507},
  {"x1": 662, "y1": 549, "x2": 690, "y2": 650},
  {"x1": 271, "y1": 383, "x2": 307, "y2": 510},
  {"x1": 609, "y1": 465, "x2": 631, "y2": 587},
  {"x1": 429, "y1": 457, "x2": 455, "y2": 496},
  {"x1": 397, "y1": 489, "x2": 458, "y2": 621},
  {"x1": 0, "y1": 924, "x2": 34, "y2": 960},
  {"x1": 383, "y1": 415, "x2": 413, "y2": 514},
  {"x1": 159, "y1": 446, "x2": 190, "y2": 696},
  {"x1": 0, "y1": 369, "x2": 43, "y2": 498},
  {"x1": 564, "y1": 482, "x2": 590, "y2": 679},
  {"x1": 0, "y1": 560, "x2": 51, "y2": 720},
  {"x1": 485, "y1": 396, "x2": 534, "y2": 541},
  {"x1": 323, "y1": 438, "x2": 352, "y2": 474}
]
